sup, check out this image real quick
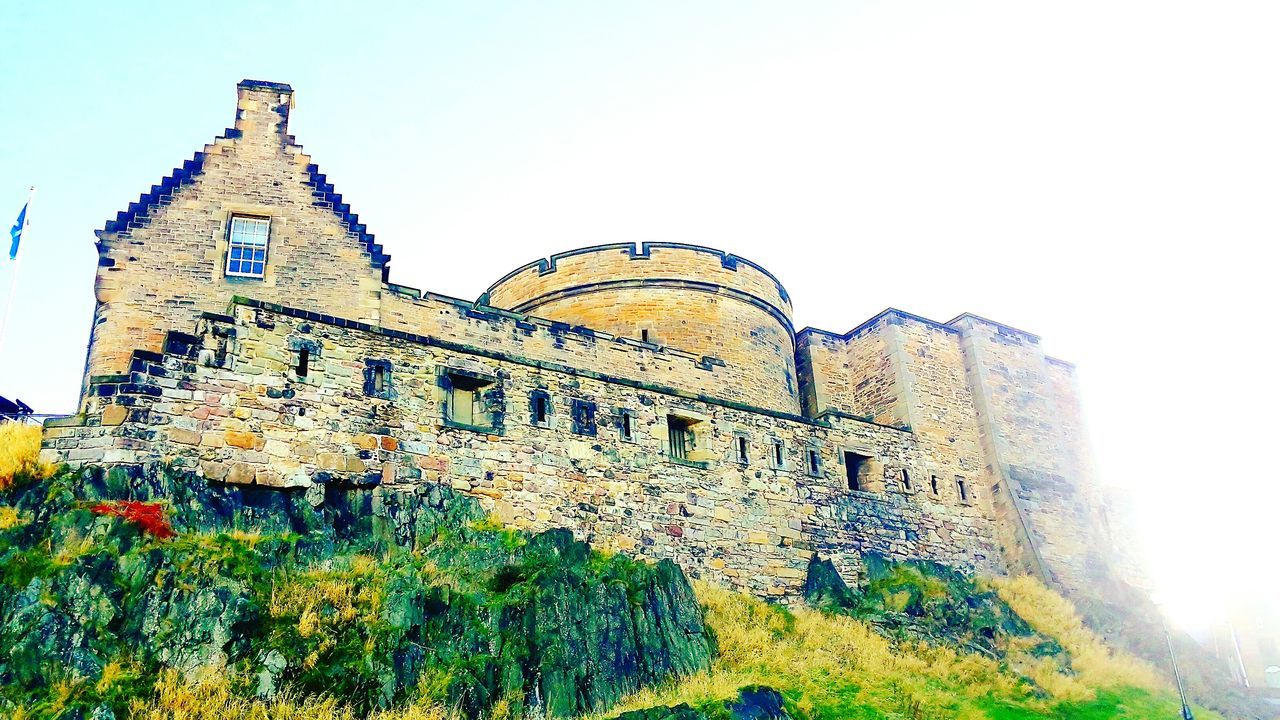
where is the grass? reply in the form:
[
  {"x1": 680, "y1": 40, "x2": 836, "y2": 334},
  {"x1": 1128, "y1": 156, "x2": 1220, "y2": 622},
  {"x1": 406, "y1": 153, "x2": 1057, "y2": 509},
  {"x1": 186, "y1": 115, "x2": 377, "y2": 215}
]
[
  {"x1": 0, "y1": 431, "x2": 1227, "y2": 720},
  {"x1": 593, "y1": 581, "x2": 1222, "y2": 720},
  {"x1": 0, "y1": 422, "x2": 53, "y2": 490}
]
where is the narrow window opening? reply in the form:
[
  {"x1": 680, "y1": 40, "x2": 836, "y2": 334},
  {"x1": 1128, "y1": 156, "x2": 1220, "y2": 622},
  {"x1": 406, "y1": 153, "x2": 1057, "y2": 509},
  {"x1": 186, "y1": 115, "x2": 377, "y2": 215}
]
[
  {"x1": 640, "y1": 329, "x2": 650, "y2": 343},
  {"x1": 844, "y1": 451, "x2": 870, "y2": 490},
  {"x1": 770, "y1": 439, "x2": 785, "y2": 469},
  {"x1": 296, "y1": 347, "x2": 309, "y2": 378},
  {"x1": 900, "y1": 469, "x2": 912, "y2": 492},
  {"x1": 619, "y1": 410, "x2": 635, "y2": 442},
  {"x1": 364, "y1": 360, "x2": 392, "y2": 398},
  {"x1": 735, "y1": 435, "x2": 749, "y2": 465},
  {"x1": 571, "y1": 399, "x2": 597, "y2": 436},
  {"x1": 534, "y1": 395, "x2": 548, "y2": 424},
  {"x1": 930, "y1": 475, "x2": 941, "y2": 496},
  {"x1": 807, "y1": 448, "x2": 822, "y2": 477},
  {"x1": 956, "y1": 476, "x2": 970, "y2": 503}
]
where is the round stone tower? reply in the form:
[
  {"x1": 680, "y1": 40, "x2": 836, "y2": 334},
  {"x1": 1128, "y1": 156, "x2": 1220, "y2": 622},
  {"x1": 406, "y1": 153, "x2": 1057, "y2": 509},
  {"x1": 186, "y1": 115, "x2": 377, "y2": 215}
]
[{"x1": 485, "y1": 243, "x2": 800, "y2": 414}]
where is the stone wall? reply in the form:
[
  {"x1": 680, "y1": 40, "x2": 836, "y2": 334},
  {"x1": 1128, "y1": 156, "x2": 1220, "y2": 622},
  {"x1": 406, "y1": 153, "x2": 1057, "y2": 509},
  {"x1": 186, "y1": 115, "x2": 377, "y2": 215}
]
[
  {"x1": 795, "y1": 319, "x2": 903, "y2": 426},
  {"x1": 952, "y1": 314, "x2": 1108, "y2": 593},
  {"x1": 377, "y1": 289, "x2": 785, "y2": 415},
  {"x1": 43, "y1": 300, "x2": 1004, "y2": 598},
  {"x1": 88, "y1": 81, "x2": 385, "y2": 382},
  {"x1": 485, "y1": 244, "x2": 800, "y2": 414}
]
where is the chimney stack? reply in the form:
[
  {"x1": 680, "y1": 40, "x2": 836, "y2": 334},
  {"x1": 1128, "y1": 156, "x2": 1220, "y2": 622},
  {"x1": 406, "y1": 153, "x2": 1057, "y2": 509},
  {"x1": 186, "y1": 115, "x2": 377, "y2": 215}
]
[{"x1": 234, "y1": 79, "x2": 294, "y2": 143}]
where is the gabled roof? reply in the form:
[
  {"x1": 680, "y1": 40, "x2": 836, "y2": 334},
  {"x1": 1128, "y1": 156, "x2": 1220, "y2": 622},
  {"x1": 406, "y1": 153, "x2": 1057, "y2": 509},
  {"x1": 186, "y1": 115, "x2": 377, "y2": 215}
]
[{"x1": 98, "y1": 87, "x2": 389, "y2": 278}]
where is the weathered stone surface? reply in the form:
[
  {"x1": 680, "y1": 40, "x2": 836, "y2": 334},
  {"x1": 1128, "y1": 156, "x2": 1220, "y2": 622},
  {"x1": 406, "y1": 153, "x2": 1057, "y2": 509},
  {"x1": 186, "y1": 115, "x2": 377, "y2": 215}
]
[{"x1": 0, "y1": 465, "x2": 713, "y2": 718}]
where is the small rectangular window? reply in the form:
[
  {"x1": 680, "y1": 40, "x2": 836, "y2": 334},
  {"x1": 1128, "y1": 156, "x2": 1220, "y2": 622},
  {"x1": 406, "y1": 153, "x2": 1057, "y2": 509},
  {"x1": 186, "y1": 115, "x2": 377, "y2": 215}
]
[
  {"x1": 571, "y1": 399, "x2": 597, "y2": 436},
  {"x1": 364, "y1": 359, "x2": 392, "y2": 399},
  {"x1": 444, "y1": 372, "x2": 497, "y2": 431},
  {"x1": 618, "y1": 409, "x2": 636, "y2": 442},
  {"x1": 668, "y1": 416, "x2": 692, "y2": 460},
  {"x1": 843, "y1": 451, "x2": 870, "y2": 490},
  {"x1": 770, "y1": 438, "x2": 785, "y2": 469},
  {"x1": 807, "y1": 448, "x2": 822, "y2": 477},
  {"x1": 930, "y1": 475, "x2": 941, "y2": 496},
  {"x1": 956, "y1": 476, "x2": 970, "y2": 503},
  {"x1": 735, "y1": 435, "x2": 750, "y2": 465},
  {"x1": 226, "y1": 216, "x2": 270, "y2": 278},
  {"x1": 530, "y1": 390, "x2": 552, "y2": 427},
  {"x1": 296, "y1": 346, "x2": 309, "y2": 378},
  {"x1": 900, "y1": 469, "x2": 913, "y2": 492}
]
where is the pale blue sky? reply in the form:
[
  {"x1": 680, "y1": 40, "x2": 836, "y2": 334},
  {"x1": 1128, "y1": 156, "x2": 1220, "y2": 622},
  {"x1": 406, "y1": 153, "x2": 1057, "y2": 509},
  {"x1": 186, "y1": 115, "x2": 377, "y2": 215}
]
[{"x1": 2, "y1": 1, "x2": 1277, "y2": 627}]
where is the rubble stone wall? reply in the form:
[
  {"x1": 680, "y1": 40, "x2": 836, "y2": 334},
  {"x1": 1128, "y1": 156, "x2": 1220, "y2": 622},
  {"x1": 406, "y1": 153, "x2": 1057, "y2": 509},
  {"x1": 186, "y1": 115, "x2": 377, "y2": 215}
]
[{"x1": 44, "y1": 301, "x2": 1004, "y2": 598}]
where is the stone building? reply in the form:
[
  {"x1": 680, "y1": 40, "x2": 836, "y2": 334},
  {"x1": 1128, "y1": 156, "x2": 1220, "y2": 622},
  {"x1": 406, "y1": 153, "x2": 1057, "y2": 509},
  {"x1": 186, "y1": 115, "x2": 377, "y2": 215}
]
[{"x1": 43, "y1": 80, "x2": 1123, "y2": 599}]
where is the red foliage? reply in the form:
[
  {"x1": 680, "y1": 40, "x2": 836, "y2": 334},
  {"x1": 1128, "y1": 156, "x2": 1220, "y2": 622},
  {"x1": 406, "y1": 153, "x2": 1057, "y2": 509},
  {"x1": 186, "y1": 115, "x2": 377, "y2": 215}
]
[{"x1": 89, "y1": 501, "x2": 177, "y2": 540}]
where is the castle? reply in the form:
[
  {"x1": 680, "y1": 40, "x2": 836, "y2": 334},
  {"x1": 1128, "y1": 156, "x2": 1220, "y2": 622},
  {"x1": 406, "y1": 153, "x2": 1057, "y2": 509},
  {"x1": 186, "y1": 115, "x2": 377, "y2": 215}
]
[{"x1": 42, "y1": 80, "x2": 1122, "y2": 599}]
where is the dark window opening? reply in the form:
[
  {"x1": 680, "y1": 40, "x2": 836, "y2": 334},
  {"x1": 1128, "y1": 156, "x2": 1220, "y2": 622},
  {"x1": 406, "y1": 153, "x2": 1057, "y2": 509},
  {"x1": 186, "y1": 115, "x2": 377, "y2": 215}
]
[
  {"x1": 930, "y1": 475, "x2": 941, "y2": 496},
  {"x1": 619, "y1": 409, "x2": 635, "y2": 441},
  {"x1": 296, "y1": 347, "x2": 309, "y2": 378},
  {"x1": 531, "y1": 392, "x2": 550, "y2": 426},
  {"x1": 956, "y1": 476, "x2": 970, "y2": 503},
  {"x1": 668, "y1": 416, "x2": 695, "y2": 460},
  {"x1": 844, "y1": 451, "x2": 870, "y2": 491},
  {"x1": 571, "y1": 399, "x2": 597, "y2": 436},
  {"x1": 641, "y1": 329, "x2": 650, "y2": 343},
  {"x1": 900, "y1": 469, "x2": 912, "y2": 492},
  {"x1": 364, "y1": 359, "x2": 392, "y2": 398},
  {"x1": 735, "y1": 435, "x2": 749, "y2": 465},
  {"x1": 807, "y1": 447, "x2": 822, "y2": 477},
  {"x1": 770, "y1": 439, "x2": 785, "y2": 469}
]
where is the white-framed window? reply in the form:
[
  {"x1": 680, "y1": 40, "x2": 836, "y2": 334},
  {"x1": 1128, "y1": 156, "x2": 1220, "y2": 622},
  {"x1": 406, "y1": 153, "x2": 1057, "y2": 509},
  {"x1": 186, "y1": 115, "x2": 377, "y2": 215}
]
[{"x1": 226, "y1": 215, "x2": 270, "y2": 278}]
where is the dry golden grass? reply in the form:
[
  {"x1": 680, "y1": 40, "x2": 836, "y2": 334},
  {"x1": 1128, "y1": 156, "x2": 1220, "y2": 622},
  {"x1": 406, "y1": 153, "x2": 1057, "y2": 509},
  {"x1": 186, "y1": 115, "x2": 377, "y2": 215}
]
[
  {"x1": 0, "y1": 504, "x2": 27, "y2": 530},
  {"x1": 125, "y1": 671, "x2": 458, "y2": 720},
  {"x1": 0, "y1": 422, "x2": 53, "y2": 489},
  {"x1": 991, "y1": 576, "x2": 1164, "y2": 692},
  {"x1": 595, "y1": 582, "x2": 1040, "y2": 720}
]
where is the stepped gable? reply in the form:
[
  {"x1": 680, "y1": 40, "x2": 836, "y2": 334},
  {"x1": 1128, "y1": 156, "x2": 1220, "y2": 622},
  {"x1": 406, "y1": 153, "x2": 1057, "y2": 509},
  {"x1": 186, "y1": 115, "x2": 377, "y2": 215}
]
[{"x1": 97, "y1": 79, "x2": 389, "y2": 277}]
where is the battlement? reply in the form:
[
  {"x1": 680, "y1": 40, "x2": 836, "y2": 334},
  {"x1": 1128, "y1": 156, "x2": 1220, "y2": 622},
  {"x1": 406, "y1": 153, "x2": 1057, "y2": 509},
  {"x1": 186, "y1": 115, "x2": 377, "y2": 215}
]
[
  {"x1": 486, "y1": 242, "x2": 792, "y2": 316},
  {"x1": 486, "y1": 242, "x2": 800, "y2": 413}
]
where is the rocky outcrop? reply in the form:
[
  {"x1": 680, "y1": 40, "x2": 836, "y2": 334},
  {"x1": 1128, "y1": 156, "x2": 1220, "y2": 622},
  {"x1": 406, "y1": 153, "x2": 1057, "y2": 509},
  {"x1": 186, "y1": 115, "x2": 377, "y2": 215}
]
[{"x1": 0, "y1": 464, "x2": 714, "y2": 718}]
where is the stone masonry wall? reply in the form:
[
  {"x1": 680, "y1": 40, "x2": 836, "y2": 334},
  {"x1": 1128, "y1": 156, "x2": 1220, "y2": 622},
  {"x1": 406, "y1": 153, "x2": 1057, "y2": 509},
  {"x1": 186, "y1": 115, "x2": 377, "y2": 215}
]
[
  {"x1": 795, "y1": 319, "x2": 903, "y2": 426},
  {"x1": 952, "y1": 314, "x2": 1107, "y2": 594},
  {"x1": 485, "y1": 244, "x2": 800, "y2": 414},
  {"x1": 88, "y1": 81, "x2": 385, "y2": 383},
  {"x1": 43, "y1": 301, "x2": 1004, "y2": 599},
  {"x1": 378, "y1": 289, "x2": 785, "y2": 416}
]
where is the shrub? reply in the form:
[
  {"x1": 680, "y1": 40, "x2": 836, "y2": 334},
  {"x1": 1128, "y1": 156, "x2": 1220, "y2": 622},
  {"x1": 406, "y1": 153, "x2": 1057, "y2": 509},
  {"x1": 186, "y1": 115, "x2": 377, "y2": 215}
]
[{"x1": 89, "y1": 500, "x2": 178, "y2": 539}]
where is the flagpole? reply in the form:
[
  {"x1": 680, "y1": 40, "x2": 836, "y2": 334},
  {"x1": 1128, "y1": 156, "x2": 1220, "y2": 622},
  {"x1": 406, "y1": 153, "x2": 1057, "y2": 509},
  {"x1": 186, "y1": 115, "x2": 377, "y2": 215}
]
[{"x1": 0, "y1": 186, "x2": 35, "y2": 360}]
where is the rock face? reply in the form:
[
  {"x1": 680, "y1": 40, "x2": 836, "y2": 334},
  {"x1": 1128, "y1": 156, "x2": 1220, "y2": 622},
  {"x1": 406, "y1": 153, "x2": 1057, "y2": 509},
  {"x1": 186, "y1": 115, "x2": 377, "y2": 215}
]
[
  {"x1": 803, "y1": 551, "x2": 1059, "y2": 661},
  {"x1": 611, "y1": 686, "x2": 793, "y2": 720},
  {"x1": 0, "y1": 464, "x2": 714, "y2": 717}
]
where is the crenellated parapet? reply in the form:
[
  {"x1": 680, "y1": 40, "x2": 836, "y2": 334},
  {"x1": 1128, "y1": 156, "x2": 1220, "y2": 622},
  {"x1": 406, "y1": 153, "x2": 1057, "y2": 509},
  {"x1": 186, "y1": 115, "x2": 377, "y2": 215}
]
[{"x1": 485, "y1": 243, "x2": 800, "y2": 414}]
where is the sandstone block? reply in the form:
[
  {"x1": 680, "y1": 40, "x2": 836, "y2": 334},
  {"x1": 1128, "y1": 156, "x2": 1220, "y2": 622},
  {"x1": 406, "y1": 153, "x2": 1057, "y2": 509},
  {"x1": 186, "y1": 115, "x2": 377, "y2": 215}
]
[
  {"x1": 101, "y1": 405, "x2": 128, "y2": 426},
  {"x1": 225, "y1": 430, "x2": 260, "y2": 450}
]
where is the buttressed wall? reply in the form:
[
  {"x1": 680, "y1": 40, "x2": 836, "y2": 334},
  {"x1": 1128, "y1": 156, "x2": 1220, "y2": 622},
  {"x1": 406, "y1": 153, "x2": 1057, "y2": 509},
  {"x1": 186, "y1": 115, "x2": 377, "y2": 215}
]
[{"x1": 52, "y1": 80, "x2": 1125, "y2": 601}]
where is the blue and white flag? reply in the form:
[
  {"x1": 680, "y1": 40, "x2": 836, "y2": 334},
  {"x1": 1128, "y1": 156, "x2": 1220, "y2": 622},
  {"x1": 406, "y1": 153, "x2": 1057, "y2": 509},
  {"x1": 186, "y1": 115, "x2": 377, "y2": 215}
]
[{"x1": 9, "y1": 202, "x2": 27, "y2": 260}]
